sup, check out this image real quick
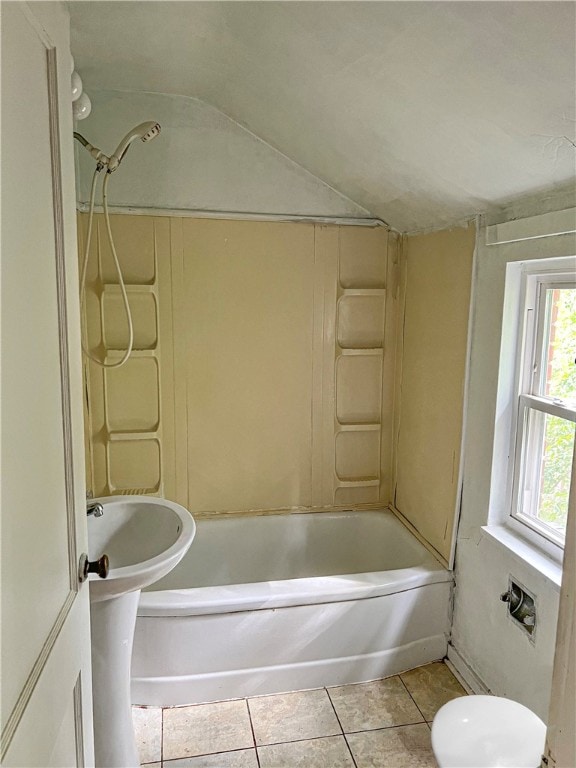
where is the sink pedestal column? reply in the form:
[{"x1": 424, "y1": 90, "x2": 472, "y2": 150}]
[{"x1": 90, "y1": 590, "x2": 141, "y2": 768}]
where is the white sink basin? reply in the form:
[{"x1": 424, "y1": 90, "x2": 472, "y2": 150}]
[{"x1": 88, "y1": 495, "x2": 196, "y2": 602}]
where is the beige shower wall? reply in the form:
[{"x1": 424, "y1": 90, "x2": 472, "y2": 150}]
[
  {"x1": 79, "y1": 214, "x2": 397, "y2": 516},
  {"x1": 393, "y1": 223, "x2": 475, "y2": 563},
  {"x1": 178, "y1": 219, "x2": 315, "y2": 512}
]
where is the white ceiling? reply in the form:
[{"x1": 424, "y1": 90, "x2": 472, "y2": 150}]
[{"x1": 69, "y1": 1, "x2": 576, "y2": 231}]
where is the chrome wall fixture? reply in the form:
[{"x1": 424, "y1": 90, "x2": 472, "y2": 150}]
[{"x1": 501, "y1": 578, "x2": 536, "y2": 638}]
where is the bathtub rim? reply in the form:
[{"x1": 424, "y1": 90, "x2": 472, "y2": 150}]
[{"x1": 138, "y1": 566, "x2": 451, "y2": 616}]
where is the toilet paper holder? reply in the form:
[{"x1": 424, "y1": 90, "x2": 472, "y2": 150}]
[{"x1": 500, "y1": 578, "x2": 536, "y2": 638}]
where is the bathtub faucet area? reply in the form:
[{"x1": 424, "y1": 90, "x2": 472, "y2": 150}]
[{"x1": 87, "y1": 501, "x2": 104, "y2": 517}]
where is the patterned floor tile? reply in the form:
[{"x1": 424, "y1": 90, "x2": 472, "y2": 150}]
[
  {"x1": 163, "y1": 700, "x2": 253, "y2": 760},
  {"x1": 248, "y1": 689, "x2": 341, "y2": 745},
  {"x1": 328, "y1": 676, "x2": 424, "y2": 732},
  {"x1": 132, "y1": 706, "x2": 162, "y2": 765},
  {"x1": 162, "y1": 748, "x2": 259, "y2": 767},
  {"x1": 347, "y1": 723, "x2": 438, "y2": 767},
  {"x1": 258, "y1": 736, "x2": 355, "y2": 767},
  {"x1": 400, "y1": 663, "x2": 466, "y2": 721}
]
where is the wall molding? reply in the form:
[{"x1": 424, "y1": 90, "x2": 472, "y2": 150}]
[
  {"x1": 1, "y1": 592, "x2": 76, "y2": 758},
  {"x1": 485, "y1": 207, "x2": 576, "y2": 246},
  {"x1": 446, "y1": 644, "x2": 491, "y2": 695},
  {"x1": 47, "y1": 45, "x2": 78, "y2": 591}
]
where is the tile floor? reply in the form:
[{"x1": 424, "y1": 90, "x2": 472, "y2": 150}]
[{"x1": 132, "y1": 662, "x2": 467, "y2": 768}]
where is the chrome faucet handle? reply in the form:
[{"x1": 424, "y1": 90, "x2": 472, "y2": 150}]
[{"x1": 87, "y1": 502, "x2": 104, "y2": 517}]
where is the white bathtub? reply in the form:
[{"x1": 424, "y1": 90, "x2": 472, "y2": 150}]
[{"x1": 131, "y1": 509, "x2": 452, "y2": 706}]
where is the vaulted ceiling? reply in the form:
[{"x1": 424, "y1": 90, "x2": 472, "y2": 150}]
[{"x1": 69, "y1": 1, "x2": 576, "y2": 231}]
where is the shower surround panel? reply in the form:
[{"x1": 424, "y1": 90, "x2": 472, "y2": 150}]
[{"x1": 79, "y1": 214, "x2": 396, "y2": 515}]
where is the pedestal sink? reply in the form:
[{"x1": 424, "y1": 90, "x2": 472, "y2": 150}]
[{"x1": 87, "y1": 496, "x2": 195, "y2": 768}]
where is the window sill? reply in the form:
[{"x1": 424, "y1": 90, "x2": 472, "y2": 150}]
[{"x1": 481, "y1": 525, "x2": 563, "y2": 591}]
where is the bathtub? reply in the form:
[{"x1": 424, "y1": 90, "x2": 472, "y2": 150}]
[{"x1": 131, "y1": 509, "x2": 452, "y2": 706}]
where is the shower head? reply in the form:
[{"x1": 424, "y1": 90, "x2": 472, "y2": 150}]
[
  {"x1": 140, "y1": 122, "x2": 161, "y2": 142},
  {"x1": 74, "y1": 121, "x2": 161, "y2": 172},
  {"x1": 107, "y1": 121, "x2": 161, "y2": 172}
]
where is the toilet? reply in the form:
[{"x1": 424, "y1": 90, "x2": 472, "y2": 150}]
[{"x1": 431, "y1": 695, "x2": 546, "y2": 768}]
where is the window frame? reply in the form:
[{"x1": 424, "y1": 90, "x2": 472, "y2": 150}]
[{"x1": 508, "y1": 268, "x2": 575, "y2": 551}]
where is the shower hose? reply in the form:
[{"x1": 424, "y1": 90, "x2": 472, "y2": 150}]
[{"x1": 79, "y1": 166, "x2": 134, "y2": 369}]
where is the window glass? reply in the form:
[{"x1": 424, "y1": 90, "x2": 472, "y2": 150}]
[
  {"x1": 512, "y1": 277, "x2": 575, "y2": 548},
  {"x1": 519, "y1": 408, "x2": 575, "y2": 542},
  {"x1": 538, "y1": 287, "x2": 576, "y2": 403}
]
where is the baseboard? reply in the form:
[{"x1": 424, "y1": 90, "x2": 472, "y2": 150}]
[{"x1": 446, "y1": 643, "x2": 490, "y2": 695}]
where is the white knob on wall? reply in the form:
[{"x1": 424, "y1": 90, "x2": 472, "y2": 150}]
[{"x1": 73, "y1": 91, "x2": 92, "y2": 121}]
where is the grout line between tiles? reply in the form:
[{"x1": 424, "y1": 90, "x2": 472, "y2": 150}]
[
  {"x1": 325, "y1": 686, "x2": 359, "y2": 768},
  {"x1": 324, "y1": 686, "x2": 344, "y2": 737},
  {"x1": 345, "y1": 721, "x2": 430, "y2": 736},
  {"x1": 342, "y1": 717, "x2": 428, "y2": 736},
  {"x1": 160, "y1": 706, "x2": 164, "y2": 767},
  {"x1": 398, "y1": 674, "x2": 428, "y2": 724},
  {"x1": 163, "y1": 747, "x2": 259, "y2": 764},
  {"x1": 255, "y1": 733, "x2": 352, "y2": 748},
  {"x1": 245, "y1": 698, "x2": 262, "y2": 768},
  {"x1": 342, "y1": 732, "x2": 359, "y2": 768}
]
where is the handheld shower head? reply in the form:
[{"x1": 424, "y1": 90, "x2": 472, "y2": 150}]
[
  {"x1": 140, "y1": 122, "x2": 161, "y2": 142},
  {"x1": 74, "y1": 120, "x2": 161, "y2": 172},
  {"x1": 107, "y1": 121, "x2": 161, "y2": 172}
]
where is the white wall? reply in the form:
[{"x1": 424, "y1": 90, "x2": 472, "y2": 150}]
[
  {"x1": 450, "y1": 221, "x2": 576, "y2": 720},
  {"x1": 74, "y1": 90, "x2": 371, "y2": 218}
]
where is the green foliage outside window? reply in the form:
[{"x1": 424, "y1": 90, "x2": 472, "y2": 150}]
[{"x1": 538, "y1": 288, "x2": 576, "y2": 532}]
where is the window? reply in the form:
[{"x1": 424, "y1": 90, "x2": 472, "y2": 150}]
[{"x1": 511, "y1": 271, "x2": 576, "y2": 548}]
